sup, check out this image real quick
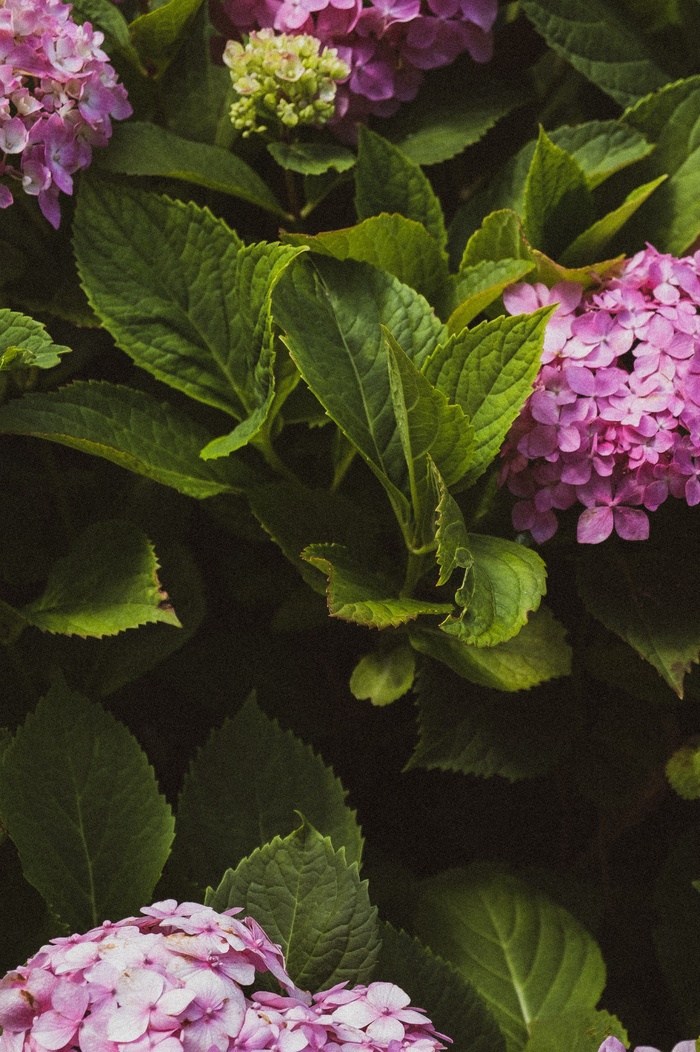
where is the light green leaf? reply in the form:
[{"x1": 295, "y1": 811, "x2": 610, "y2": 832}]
[
  {"x1": 0, "y1": 309, "x2": 70, "y2": 372},
  {"x1": 560, "y1": 175, "x2": 667, "y2": 266},
  {"x1": 460, "y1": 210, "x2": 533, "y2": 268},
  {"x1": 302, "y1": 543, "x2": 454, "y2": 628},
  {"x1": 349, "y1": 646, "x2": 416, "y2": 706},
  {"x1": 523, "y1": 1010, "x2": 628, "y2": 1052},
  {"x1": 666, "y1": 741, "x2": 700, "y2": 800},
  {"x1": 441, "y1": 534, "x2": 547, "y2": 648},
  {"x1": 522, "y1": 128, "x2": 593, "y2": 256},
  {"x1": 173, "y1": 694, "x2": 362, "y2": 892},
  {"x1": 96, "y1": 122, "x2": 286, "y2": 216},
  {"x1": 0, "y1": 382, "x2": 253, "y2": 497},
  {"x1": 355, "y1": 127, "x2": 447, "y2": 248},
  {"x1": 423, "y1": 307, "x2": 554, "y2": 489},
  {"x1": 129, "y1": 0, "x2": 204, "y2": 77},
  {"x1": 414, "y1": 865, "x2": 606, "y2": 1051},
  {"x1": 283, "y1": 214, "x2": 452, "y2": 318},
  {"x1": 448, "y1": 258, "x2": 535, "y2": 334},
  {"x1": 22, "y1": 520, "x2": 181, "y2": 638},
  {"x1": 0, "y1": 679, "x2": 174, "y2": 930},
  {"x1": 267, "y1": 140, "x2": 355, "y2": 175},
  {"x1": 206, "y1": 820, "x2": 380, "y2": 991},
  {"x1": 376, "y1": 923, "x2": 506, "y2": 1052},
  {"x1": 408, "y1": 658, "x2": 583, "y2": 781},
  {"x1": 520, "y1": 0, "x2": 671, "y2": 107},
  {"x1": 409, "y1": 605, "x2": 572, "y2": 692}
]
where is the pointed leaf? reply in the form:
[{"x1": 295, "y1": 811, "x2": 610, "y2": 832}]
[
  {"x1": 559, "y1": 175, "x2": 667, "y2": 266},
  {"x1": 448, "y1": 258, "x2": 535, "y2": 334},
  {"x1": 409, "y1": 605, "x2": 572, "y2": 692},
  {"x1": 206, "y1": 820, "x2": 380, "y2": 992},
  {"x1": 173, "y1": 694, "x2": 363, "y2": 893},
  {"x1": 355, "y1": 127, "x2": 447, "y2": 248},
  {"x1": 423, "y1": 308, "x2": 554, "y2": 489},
  {"x1": 0, "y1": 382, "x2": 253, "y2": 498},
  {"x1": 129, "y1": 0, "x2": 204, "y2": 77},
  {"x1": 522, "y1": 128, "x2": 593, "y2": 256},
  {"x1": 0, "y1": 309, "x2": 70, "y2": 372},
  {"x1": 0, "y1": 679, "x2": 174, "y2": 930},
  {"x1": 349, "y1": 646, "x2": 416, "y2": 707},
  {"x1": 460, "y1": 210, "x2": 533, "y2": 268},
  {"x1": 267, "y1": 140, "x2": 355, "y2": 175},
  {"x1": 414, "y1": 866, "x2": 606, "y2": 1051},
  {"x1": 302, "y1": 543, "x2": 453, "y2": 628},
  {"x1": 22, "y1": 520, "x2": 181, "y2": 638},
  {"x1": 432, "y1": 468, "x2": 472, "y2": 588}
]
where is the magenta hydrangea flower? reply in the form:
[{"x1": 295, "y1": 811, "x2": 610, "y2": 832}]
[
  {"x1": 499, "y1": 246, "x2": 700, "y2": 544},
  {"x1": 0, "y1": 0, "x2": 132, "y2": 227},
  {"x1": 598, "y1": 1039, "x2": 696, "y2": 1052},
  {"x1": 0, "y1": 902, "x2": 450, "y2": 1052},
  {"x1": 214, "y1": 0, "x2": 497, "y2": 133}
]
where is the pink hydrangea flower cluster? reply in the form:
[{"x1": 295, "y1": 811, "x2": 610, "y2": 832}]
[
  {"x1": 213, "y1": 0, "x2": 497, "y2": 131},
  {"x1": 0, "y1": 901, "x2": 449, "y2": 1052},
  {"x1": 499, "y1": 246, "x2": 700, "y2": 544},
  {"x1": 0, "y1": 0, "x2": 132, "y2": 228},
  {"x1": 598, "y1": 1038, "x2": 696, "y2": 1052}
]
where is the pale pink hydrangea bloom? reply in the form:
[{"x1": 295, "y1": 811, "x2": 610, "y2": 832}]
[
  {"x1": 0, "y1": 0, "x2": 131, "y2": 226},
  {"x1": 598, "y1": 1037, "x2": 696, "y2": 1052},
  {"x1": 500, "y1": 246, "x2": 700, "y2": 543},
  {"x1": 0, "y1": 902, "x2": 449, "y2": 1052}
]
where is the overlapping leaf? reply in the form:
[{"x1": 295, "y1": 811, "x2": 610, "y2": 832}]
[
  {"x1": 0, "y1": 309, "x2": 70, "y2": 372},
  {"x1": 128, "y1": 0, "x2": 204, "y2": 77},
  {"x1": 522, "y1": 128, "x2": 593, "y2": 256}
]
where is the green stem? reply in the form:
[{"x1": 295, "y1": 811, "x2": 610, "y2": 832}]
[{"x1": 252, "y1": 428, "x2": 298, "y2": 483}]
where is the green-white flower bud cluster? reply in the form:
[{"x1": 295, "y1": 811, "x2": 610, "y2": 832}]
[{"x1": 223, "y1": 29, "x2": 349, "y2": 137}]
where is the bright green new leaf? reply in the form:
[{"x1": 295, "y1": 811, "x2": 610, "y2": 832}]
[
  {"x1": 666, "y1": 742, "x2": 700, "y2": 800},
  {"x1": 423, "y1": 307, "x2": 554, "y2": 489},
  {"x1": 408, "y1": 658, "x2": 583, "y2": 780},
  {"x1": 302, "y1": 543, "x2": 454, "y2": 628},
  {"x1": 376, "y1": 923, "x2": 506, "y2": 1052},
  {"x1": 520, "y1": 0, "x2": 671, "y2": 107},
  {"x1": 0, "y1": 309, "x2": 70, "y2": 372},
  {"x1": 460, "y1": 210, "x2": 533, "y2": 268},
  {"x1": 129, "y1": 0, "x2": 204, "y2": 77},
  {"x1": 22, "y1": 520, "x2": 181, "y2": 638},
  {"x1": 414, "y1": 865, "x2": 606, "y2": 1051},
  {"x1": 522, "y1": 128, "x2": 593, "y2": 256},
  {"x1": 349, "y1": 646, "x2": 416, "y2": 706},
  {"x1": 432, "y1": 469, "x2": 472, "y2": 588},
  {"x1": 206, "y1": 820, "x2": 380, "y2": 991},
  {"x1": 355, "y1": 127, "x2": 447, "y2": 248},
  {"x1": 409, "y1": 605, "x2": 572, "y2": 691},
  {"x1": 0, "y1": 679, "x2": 175, "y2": 930},
  {"x1": 560, "y1": 175, "x2": 667, "y2": 266},
  {"x1": 267, "y1": 141, "x2": 355, "y2": 176},
  {"x1": 173, "y1": 694, "x2": 362, "y2": 892},
  {"x1": 0, "y1": 382, "x2": 253, "y2": 497},
  {"x1": 442, "y1": 534, "x2": 547, "y2": 648},
  {"x1": 96, "y1": 123, "x2": 286, "y2": 216},
  {"x1": 523, "y1": 1010, "x2": 628, "y2": 1052},
  {"x1": 448, "y1": 258, "x2": 535, "y2": 333}
]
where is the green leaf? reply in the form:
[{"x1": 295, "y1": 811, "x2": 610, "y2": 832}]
[
  {"x1": 349, "y1": 646, "x2": 416, "y2": 706},
  {"x1": 0, "y1": 679, "x2": 174, "y2": 930},
  {"x1": 523, "y1": 1010, "x2": 628, "y2": 1052},
  {"x1": 0, "y1": 309, "x2": 70, "y2": 372},
  {"x1": 206, "y1": 820, "x2": 380, "y2": 992},
  {"x1": 96, "y1": 122, "x2": 286, "y2": 216},
  {"x1": 666, "y1": 741, "x2": 700, "y2": 800},
  {"x1": 414, "y1": 865, "x2": 606, "y2": 1052},
  {"x1": 283, "y1": 214, "x2": 452, "y2": 319},
  {"x1": 22, "y1": 520, "x2": 181, "y2": 638},
  {"x1": 576, "y1": 535, "x2": 700, "y2": 698},
  {"x1": 460, "y1": 210, "x2": 533, "y2": 267},
  {"x1": 129, "y1": 0, "x2": 204, "y2": 77},
  {"x1": 559, "y1": 174, "x2": 667, "y2": 266},
  {"x1": 267, "y1": 140, "x2": 355, "y2": 176},
  {"x1": 408, "y1": 658, "x2": 583, "y2": 781},
  {"x1": 522, "y1": 128, "x2": 593, "y2": 256},
  {"x1": 302, "y1": 543, "x2": 454, "y2": 628},
  {"x1": 376, "y1": 923, "x2": 507, "y2": 1052},
  {"x1": 548, "y1": 121, "x2": 655, "y2": 189},
  {"x1": 409, "y1": 605, "x2": 572, "y2": 692},
  {"x1": 520, "y1": 0, "x2": 672, "y2": 107},
  {"x1": 354, "y1": 127, "x2": 447, "y2": 249},
  {"x1": 173, "y1": 693, "x2": 363, "y2": 893},
  {"x1": 448, "y1": 258, "x2": 535, "y2": 334},
  {"x1": 0, "y1": 382, "x2": 254, "y2": 498},
  {"x1": 423, "y1": 307, "x2": 554, "y2": 489},
  {"x1": 441, "y1": 534, "x2": 547, "y2": 648},
  {"x1": 433, "y1": 469, "x2": 472, "y2": 588}
]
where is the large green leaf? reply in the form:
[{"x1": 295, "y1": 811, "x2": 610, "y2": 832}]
[
  {"x1": 173, "y1": 693, "x2": 362, "y2": 892},
  {"x1": 409, "y1": 606, "x2": 572, "y2": 692},
  {"x1": 376, "y1": 923, "x2": 506, "y2": 1052},
  {"x1": 520, "y1": 0, "x2": 672, "y2": 108},
  {"x1": 96, "y1": 122, "x2": 286, "y2": 216},
  {"x1": 414, "y1": 866, "x2": 606, "y2": 1052},
  {"x1": 423, "y1": 308, "x2": 553, "y2": 489},
  {"x1": 0, "y1": 309, "x2": 70, "y2": 372},
  {"x1": 0, "y1": 382, "x2": 253, "y2": 497},
  {"x1": 559, "y1": 175, "x2": 667, "y2": 266},
  {"x1": 354, "y1": 127, "x2": 447, "y2": 248},
  {"x1": 206, "y1": 820, "x2": 380, "y2": 992},
  {"x1": 523, "y1": 1011, "x2": 627, "y2": 1052},
  {"x1": 22, "y1": 520, "x2": 181, "y2": 638},
  {"x1": 128, "y1": 0, "x2": 204, "y2": 77},
  {"x1": 522, "y1": 128, "x2": 593, "y2": 256},
  {"x1": 448, "y1": 259, "x2": 535, "y2": 334},
  {"x1": 0, "y1": 679, "x2": 174, "y2": 930}
]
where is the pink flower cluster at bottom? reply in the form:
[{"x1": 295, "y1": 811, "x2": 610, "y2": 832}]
[
  {"x1": 598, "y1": 1037, "x2": 696, "y2": 1052},
  {"x1": 499, "y1": 246, "x2": 700, "y2": 544},
  {"x1": 0, "y1": 901, "x2": 449, "y2": 1052}
]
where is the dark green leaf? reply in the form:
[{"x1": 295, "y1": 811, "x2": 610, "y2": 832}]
[
  {"x1": 349, "y1": 646, "x2": 416, "y2": 706},
  {"x1": 523, "y1": 1010, "x2": 628, "y2": 1052},
  {"x1": 560, "y1": 175, "x2": 667, "y2": 266},
  {"x1": 522, "y1": 128, "x2": 593, "y2": 256},
  {"x1": 267, "y1": 141, "x2": 355, "y2": 176},
  {"x1": 0, "y1": 310, "x2": 70, "y2": 372},
  {"x1": 666, "y1": 741, "x2": 700, "y2": 800},
  {"x1": 129, "y1": 0, "x2": 204, "y2": 77}
]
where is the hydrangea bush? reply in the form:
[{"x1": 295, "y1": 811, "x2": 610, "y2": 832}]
[{"x1": 3, "y1": 1, "x2": 700, "y2": 1051}]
